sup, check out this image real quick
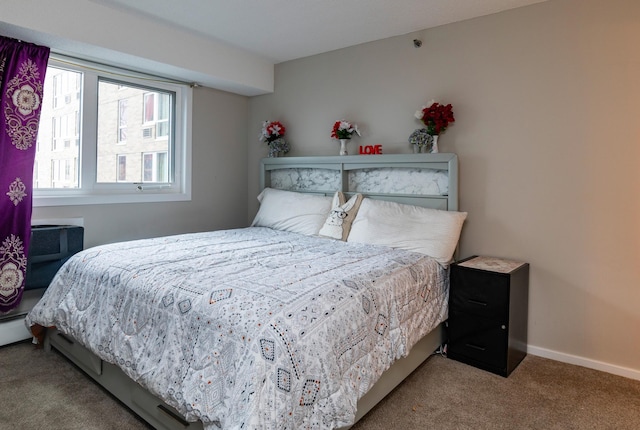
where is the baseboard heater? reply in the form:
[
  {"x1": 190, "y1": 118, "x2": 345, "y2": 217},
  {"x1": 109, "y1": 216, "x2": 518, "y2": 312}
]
[{"x1": 0, "y1": 225, "x2": 84, "y2": 346}]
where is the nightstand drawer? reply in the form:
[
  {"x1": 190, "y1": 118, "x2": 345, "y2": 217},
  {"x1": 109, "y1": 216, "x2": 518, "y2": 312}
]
[
  {"x1": 448, "y1": 312, "x2": 507, "y2": 370},
  {"x1": 450, "y1": 268, "x2": 509, "y2": 319}
]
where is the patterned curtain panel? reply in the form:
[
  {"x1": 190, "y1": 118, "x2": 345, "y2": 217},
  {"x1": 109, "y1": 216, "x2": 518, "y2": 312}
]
[{"x1": 0, "y1": 37, "x2": 50, "y2": 313}]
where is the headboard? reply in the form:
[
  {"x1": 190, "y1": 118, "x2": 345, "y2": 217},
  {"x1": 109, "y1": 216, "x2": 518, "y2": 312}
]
[{"x1": 260, "y1": 153, "x2": 459, "y2": 211}]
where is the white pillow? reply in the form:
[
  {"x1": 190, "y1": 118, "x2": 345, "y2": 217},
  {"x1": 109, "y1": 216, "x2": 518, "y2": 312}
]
[
  {"x1": 251, "y1": 188, "x2": 333, "y2": 235},
  {"x1": 318, "y1": 192, "x2": 364, "y2": 241},
  {"x1": 347, "y1": 198, "x2": 467, "y2": 266}
]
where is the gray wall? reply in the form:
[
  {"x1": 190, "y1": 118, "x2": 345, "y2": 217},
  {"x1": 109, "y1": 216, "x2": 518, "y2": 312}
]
[
  {"x1": 249, "y1": 0, "x2": 640, "y2": 375},
  {"x1": 34, "y1": 86, "x2": 250, "y2": 248}
]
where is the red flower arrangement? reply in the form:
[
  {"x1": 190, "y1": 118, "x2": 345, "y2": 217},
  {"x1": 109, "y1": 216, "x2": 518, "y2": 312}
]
[
  {"x1": 259, "y1": 120, "x2": 286, "y2": 143},
  {"x1": 259, "y1": 120, "x2": 290, "y2": 156},
  {"x1": 415, "y1": 101, "x2": 455, "y2": 135},
  {"x1": 330, "y1": 120, "x2": 360, "y2": 140}
]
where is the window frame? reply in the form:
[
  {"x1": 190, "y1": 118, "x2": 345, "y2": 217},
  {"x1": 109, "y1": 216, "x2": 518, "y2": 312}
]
[{"x1": 33, "y1": 56, "x2": 192, "y2": 207}]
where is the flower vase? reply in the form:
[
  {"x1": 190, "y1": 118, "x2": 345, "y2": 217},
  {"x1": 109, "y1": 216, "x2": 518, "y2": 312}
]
[
  {"x1": 268, "y1": 144, "x2": 282, "y2": 157},
  {"x1": 268, "y1": 144, "x2": 279, "y2": 157},
  {"x1": 339, "y1": 139, "x2": 349, "y2": 156},
  {"x1": 431, "y1": 135, "x2": 439, "y2": 153}
]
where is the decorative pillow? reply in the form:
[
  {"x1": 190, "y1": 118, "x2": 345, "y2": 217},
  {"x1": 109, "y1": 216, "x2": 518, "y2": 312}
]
[
  {"x1": 251, "y1": 188, "x2": 333, "y2": 236},
  {"x1": 347, "y1": 198, "x2": 467, "y2": 266},
  {"x1": 318, "y1": 192, "x2": 364, "y2": 241}
]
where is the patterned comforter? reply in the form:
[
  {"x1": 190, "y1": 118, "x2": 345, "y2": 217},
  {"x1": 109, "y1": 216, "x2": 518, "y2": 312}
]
[{"x1": 26, "y1": 227, "x2": 448, "y2": 429}]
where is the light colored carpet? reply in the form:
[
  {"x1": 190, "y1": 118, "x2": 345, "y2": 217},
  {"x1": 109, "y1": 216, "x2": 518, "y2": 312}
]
[
  {"x1": 352, "y1": 351, "x2": 640, "y2": 430},
  {"x1": 0, "y1": 340, "x2": 151, "y2": 430},
  {"x1": 1, "y1": 340, "x2": 639, "y2": 429}
]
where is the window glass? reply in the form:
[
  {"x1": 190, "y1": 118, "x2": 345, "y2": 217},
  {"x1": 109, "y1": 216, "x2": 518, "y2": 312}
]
[
  {"x1": 97, "y1": 81, "x2": 172, "y2": 183},
  {"x1": 33, "y1": 56, "x2": 190, "y2": 206},
  {"x1": 36, "y1": 67, "x2": 81, "y2": 189}
]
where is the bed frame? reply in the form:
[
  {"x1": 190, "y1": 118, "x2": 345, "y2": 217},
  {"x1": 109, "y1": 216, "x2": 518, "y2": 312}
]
[
  {"x1": 260, "y1": 153, "x2": 458, "y2": 211},
  {"x1": 44, "y1": 153, "x2": 459, "y2": 430}
]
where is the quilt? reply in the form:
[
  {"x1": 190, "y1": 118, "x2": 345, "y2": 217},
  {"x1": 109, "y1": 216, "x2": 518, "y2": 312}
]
[{"x1": 26, "y1": 227, "x2": 448, "y2": 429}]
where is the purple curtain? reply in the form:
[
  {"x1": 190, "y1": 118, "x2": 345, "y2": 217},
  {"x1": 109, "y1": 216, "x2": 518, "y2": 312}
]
[{"x1": 0, "y1": 37, "x2": 50, "y2": 313}]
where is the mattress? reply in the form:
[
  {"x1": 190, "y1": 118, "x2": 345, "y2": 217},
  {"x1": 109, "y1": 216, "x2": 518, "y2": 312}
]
[{"x1": 26, "y1": 227, "x2": 448, "y2": 429}]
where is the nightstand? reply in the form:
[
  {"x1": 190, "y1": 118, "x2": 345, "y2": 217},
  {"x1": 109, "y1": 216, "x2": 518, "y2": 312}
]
[{"x1": 448, "y1": 255, "x2": 529, "y2": 377}]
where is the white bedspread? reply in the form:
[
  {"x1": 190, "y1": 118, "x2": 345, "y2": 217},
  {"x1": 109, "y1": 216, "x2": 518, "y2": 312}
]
[{"x1": 26, "y1": 227, "x2": 448, "y2": 430}]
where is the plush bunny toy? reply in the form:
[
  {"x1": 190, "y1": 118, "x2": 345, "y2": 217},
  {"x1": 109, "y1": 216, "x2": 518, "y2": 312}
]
[{"x1": 319, "y1": 192, "x2": 363, "y2": 241}]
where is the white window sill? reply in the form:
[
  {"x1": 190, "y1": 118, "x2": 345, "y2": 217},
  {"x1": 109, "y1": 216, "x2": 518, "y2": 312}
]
[{"x1": 33, "y1": 190, "x2": 191, "y2": 207}]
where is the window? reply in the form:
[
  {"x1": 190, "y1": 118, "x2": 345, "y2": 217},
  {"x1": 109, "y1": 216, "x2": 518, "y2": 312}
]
[
  {"x1": 117, "y1": 155, "x2": 127, "y2": 182},
  {"x1": 142, "y1": 152, "x2": 168, "y2": 182},
  {"x1": 156, "y1": 93, "x2": 170, "y2": 138},
  {"x1": 34, "y1": 56, "x2": 192, "y2": 206},
  {"x1": 118, "y1": 99, "x2": 127, "y2": 143},
  {"x1": 143, "y1": 93, "x2": 155, "y2": 123},
  {"x1": 52, "y1": 71, "x2": 79, "y2": 109},
  {"x1": 50, "y1": 158, "x2": 76, "y2": 188},
  {"x1": 143, "y1": 92, "x2": 170, "y2": 138},
  {"x1": 96, "y1": 81, "x2": 173, "y2": 184}
]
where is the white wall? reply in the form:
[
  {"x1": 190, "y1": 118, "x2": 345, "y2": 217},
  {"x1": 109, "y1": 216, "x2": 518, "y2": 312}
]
[{"x1": 249, "y1": 0, "x2": 640, "y2": 378}]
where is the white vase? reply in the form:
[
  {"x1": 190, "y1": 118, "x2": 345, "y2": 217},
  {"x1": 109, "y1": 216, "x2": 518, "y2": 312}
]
[
  {"x1": 339, "y1": 139, "x2": 349, "y2": 156},
  {"x1": 431, "y1": 135, "x2": 439, "y2": 153}
]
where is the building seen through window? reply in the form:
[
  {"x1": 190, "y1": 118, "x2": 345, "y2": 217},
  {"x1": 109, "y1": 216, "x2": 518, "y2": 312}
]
[
  {"x1": 96, "y1": 80, "x2": 171, "y2": 184},
  {"x1": 35, "y1": 65, "x2": 174, "y2": 189},
  {"x1": 35, "y1": 67, "x2": 80, "y2": 189}
]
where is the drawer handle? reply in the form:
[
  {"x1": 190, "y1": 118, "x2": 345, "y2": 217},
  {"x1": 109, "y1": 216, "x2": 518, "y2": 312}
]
[
  {"x1": 467, "y1": 299, "x2": 487, "y2": 306},
  {"x1": 465, "y1": 343, "x2": 486, "y2": 351},
  {"x1": 57, "y1": 333, "x2": 74, "y2": 345},
  {"x1": 157, "y1": 404, "x2": 190, "y2": 427}
]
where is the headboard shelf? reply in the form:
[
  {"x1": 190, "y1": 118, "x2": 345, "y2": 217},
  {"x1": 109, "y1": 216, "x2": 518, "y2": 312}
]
[{"x1": 260, "y1": 153, "x2": 459, "y2": 211}]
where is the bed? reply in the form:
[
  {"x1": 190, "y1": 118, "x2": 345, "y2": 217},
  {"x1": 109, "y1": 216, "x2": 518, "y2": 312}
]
[{"x1": 26, "y1": 153, "x2": 465, "y2": 430}]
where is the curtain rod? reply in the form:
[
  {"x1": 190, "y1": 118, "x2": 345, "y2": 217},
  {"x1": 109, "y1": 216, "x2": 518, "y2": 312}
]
[{"x1": 50, "y1": 52, "x2": 200, "y2": 88}]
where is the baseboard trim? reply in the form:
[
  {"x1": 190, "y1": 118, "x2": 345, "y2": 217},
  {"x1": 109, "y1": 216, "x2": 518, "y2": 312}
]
[
  {"x1": 0, "y1": 289, "x2": 45, "y2": 347},
  {"x1": 528, "y1": 345, "x2": 640, "y2": 381},
  {"x1": 0, "y1": 317, "x2": 32, "y2": 347}
]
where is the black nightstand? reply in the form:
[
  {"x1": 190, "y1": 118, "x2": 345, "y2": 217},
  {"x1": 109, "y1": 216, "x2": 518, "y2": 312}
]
[{"x1": 448, "y1": 255, "x2": 529, "y2": 377}]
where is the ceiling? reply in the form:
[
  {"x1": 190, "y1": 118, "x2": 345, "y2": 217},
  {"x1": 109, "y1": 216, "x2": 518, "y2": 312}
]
[{"x1": 90, "y1": 0, "x2": 548, "y2": 64}]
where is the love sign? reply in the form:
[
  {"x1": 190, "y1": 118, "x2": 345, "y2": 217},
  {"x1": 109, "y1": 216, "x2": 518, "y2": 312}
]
[{"x1": 359, "y1": 145, "x2": 383, "y2": 155}]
